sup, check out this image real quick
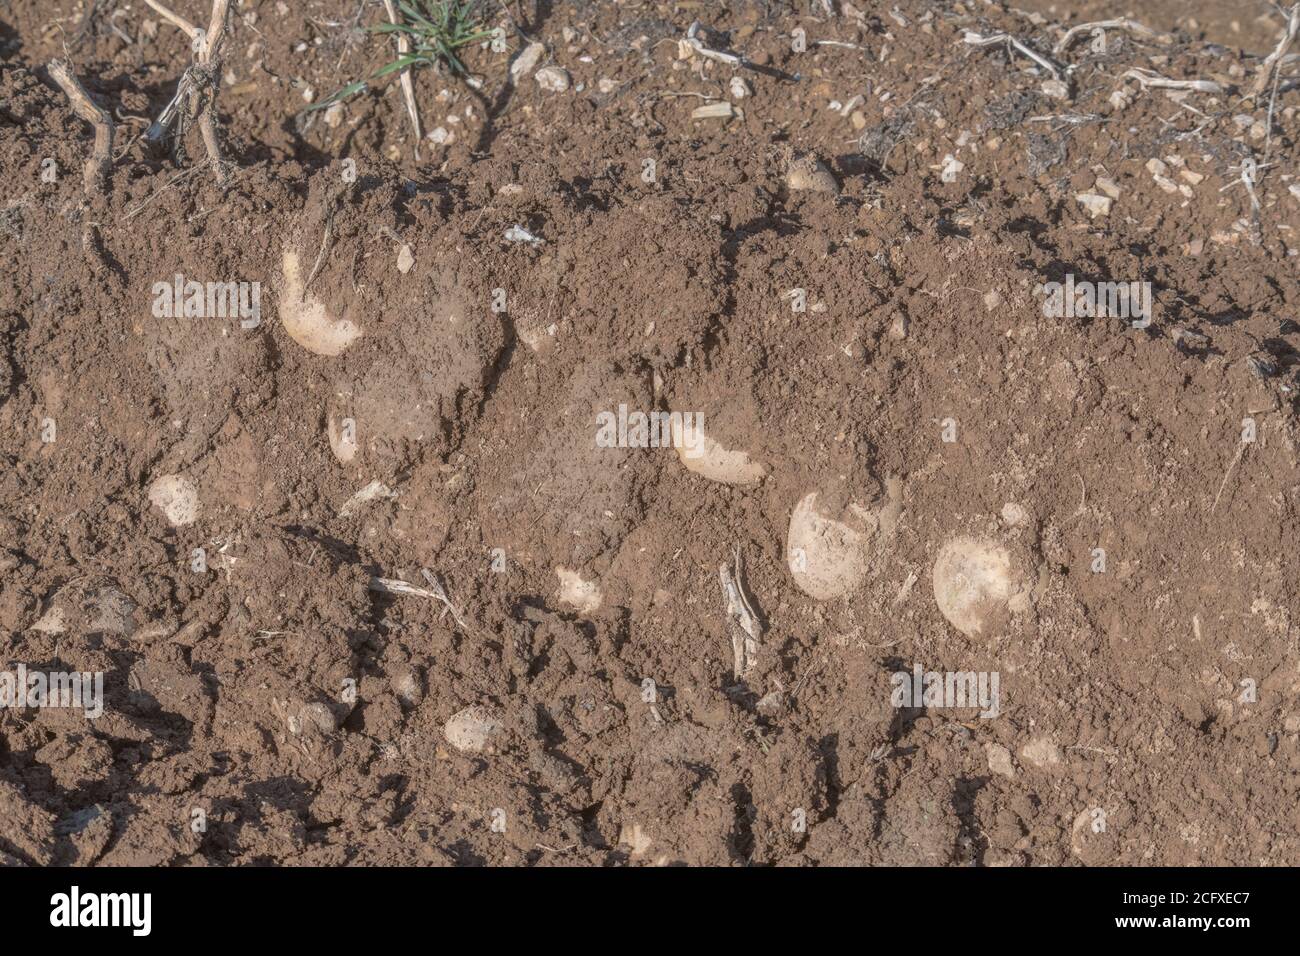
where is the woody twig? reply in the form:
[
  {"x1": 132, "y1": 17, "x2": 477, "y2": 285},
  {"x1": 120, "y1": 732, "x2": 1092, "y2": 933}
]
[
  {"x1": 47, "y1": 59, "x2": 115, "y2": 194},
  {"x1": 145, "y1": 0, "x2": 233, "y2": 184}
]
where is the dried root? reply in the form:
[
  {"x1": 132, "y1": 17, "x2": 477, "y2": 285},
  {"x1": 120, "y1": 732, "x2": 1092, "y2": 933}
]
[{"x1": 47, "y1": 59, "x2": 115, "y2": 194}]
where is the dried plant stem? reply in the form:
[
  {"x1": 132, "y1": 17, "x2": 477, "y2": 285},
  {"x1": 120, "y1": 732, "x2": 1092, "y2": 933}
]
[
  {"x1": 47, "y1": 59, "x2": 115, "y2": 193},
  {"x1": 1122, "y1": 68, "x2": 1223, "y2": 94},
  {"x1": 719, "y1": 546, "x2": 764, "y2": 679},
  {"x1": 368, "y1": 572, "x2": 471, "y2": 633},
  {"x1": 382, "y1": 0, "x2": 422, "y2": 154},
  {"x1": 145, "y1": 0, "x2": 233, "y2": 183},
  {"x1": 1250, "y1": 3, "x2": 1300, "y2": 98},
  {"x1": 196, "y1": 0, "x2": 232, "y2": 182},
  {"x1": 1211, "y1": 442, "x2": 1248, "y2": 513},
  {"x1": 303, "y1": 205, "x2": 335, "y2": 297},
  {"x1": 1053, "y1": 18, "x2": 1173, "y2": 56},
  {"x1": 963, "y1": 31, "x2": 1064, "y2": 81},
  {"x1": 144, "y1": 0, "x2": 198, "y2": 36}
]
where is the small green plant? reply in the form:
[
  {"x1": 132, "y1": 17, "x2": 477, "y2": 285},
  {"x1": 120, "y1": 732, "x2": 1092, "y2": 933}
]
[{"x1": 309, "y1": 0, "x2": 495, "y2": 112}]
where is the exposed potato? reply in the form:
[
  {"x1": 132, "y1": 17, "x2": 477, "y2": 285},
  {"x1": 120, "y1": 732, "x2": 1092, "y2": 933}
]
[
  {"x1": 148, "y1": 474, "x2": 200, "y2": 527},
  {"x1": 279, "y1": 248, "x2": 363, "y2": 356},
  {"x1": 31, "y1": 581, "x2": 137, "y2": 637},
  {"x1": 443, "y1": 706, "x2": 503, "y2": 753},
  {"x1": 931, "y1": 536, "x2": 1025, "y2": 637},
  {"x1": 671, "y1": 418, "x2": 765, "y2": 485},
  {"x1": 326, "y1": 411, "x2": 358, "y2": 463},
  {"x1": 786, "y1": 154, "x2": 839, "y2": 194},
  {"x1": 555, "y1": 566, "x2": 603, "y2": 614},
  {"x1": 787, "y1": 491, "x2": 876, "y2": 600}
]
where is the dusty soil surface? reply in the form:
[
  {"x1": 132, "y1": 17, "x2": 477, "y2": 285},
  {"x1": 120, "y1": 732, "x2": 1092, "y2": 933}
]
[{"x1": 2, "y1": 0, "x2": 1299, "y2": 866}]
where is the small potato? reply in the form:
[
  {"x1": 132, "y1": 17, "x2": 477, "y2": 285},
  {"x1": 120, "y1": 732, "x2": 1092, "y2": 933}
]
[
  {"x1": 931, "y1": 536, "x2": 1026, "y2": 637},
  {"x1": 787, "y1": 491, "x2": 876, "y2": 600},
  {"x1": 31, "y1": 581, "x2": 137, "y2": 638},
  {"x1": 279, "y1": 248, "x2": 363, "y2": 356},
  {"x1": 671, "y1": 418, "x2": 765, "y2": 485},
  {"x1": 786, "y1": 154, "x2": 840, "y2": 194},
  {"x1": 555, "y1": 567, "x2": 603, "y2": 615},
  {"x1": 443, "y1": 706, "x2": 503, "y2": 754}
]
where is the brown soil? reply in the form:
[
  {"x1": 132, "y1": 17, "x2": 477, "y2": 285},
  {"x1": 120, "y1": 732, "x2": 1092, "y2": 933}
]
[{"x1": 2, "y1": 0, "x2": 1299, "y2": 866}]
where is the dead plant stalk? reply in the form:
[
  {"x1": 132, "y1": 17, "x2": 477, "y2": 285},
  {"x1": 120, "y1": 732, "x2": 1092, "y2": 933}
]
[
  {"x1": 47, "y1": 59, "x2": 115, "y2": 193},
  {"x1": 381, "y1": 0, "x2": 423, "y2": 153},
  {"x1": 145, "y1": 0, "x2": 233, "y2": 183}
]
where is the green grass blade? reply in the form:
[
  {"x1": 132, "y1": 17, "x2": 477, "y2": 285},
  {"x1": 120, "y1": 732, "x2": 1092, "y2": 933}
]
[{"x1": 304, "y1": 79, "x2": 368, "y2": 112}]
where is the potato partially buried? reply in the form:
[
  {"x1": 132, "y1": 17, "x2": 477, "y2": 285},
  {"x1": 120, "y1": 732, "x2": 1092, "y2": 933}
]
[
  {"x1": 555, "y1": 566, "x2": 603, "y2": 615},
  {"x1": 147, "y1": 473, "x2": 201, "y2": 527},
  {"x1": 670, "y1": 416, "x2": 765, "y2": 485},
  {"x1": 787, "y1": 491, "x2": 877, "y2": 600},
  {"x1": 279, "y1": 248, "x2": 364, "y2": 356},
  {"x1": 931, "y1": 536, "x2": 1028, "y2": 637},
  {"x1": 786, "y1": 153, "x2": 840, "y2": 194},
  {"x1": 324, "y1": 282, "x2": 504, "y2": 469}
]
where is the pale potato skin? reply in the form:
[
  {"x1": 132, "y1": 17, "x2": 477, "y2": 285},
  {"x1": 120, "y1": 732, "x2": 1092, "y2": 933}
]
[
  {"x1": 931, "y1": 536, "x2": 1016, "y2": 637},
  {"x1": 147, "y1": 473, "x2": 200, "y2": 527},
  {"x1": 671, "y1": 419, "x2": 765, "y2": 486},
  {"x1": 786, "y1": 491, "x2": 874, "y2": 600},
  {"x1": 279, "y1": 248, "x2": 363, "y2": 356},
  {"x1": 443, "y1": 706, "x2": 503, "y2": 754}
]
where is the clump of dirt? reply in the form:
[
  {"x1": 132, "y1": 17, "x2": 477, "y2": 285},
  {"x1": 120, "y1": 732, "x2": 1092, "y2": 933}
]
[{"x1": 2, "y1": 0, "x2": 1300, "y2": 866}]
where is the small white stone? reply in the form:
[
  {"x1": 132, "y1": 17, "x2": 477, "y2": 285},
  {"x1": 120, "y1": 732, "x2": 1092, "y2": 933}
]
[
  {"x1": 504, "y1": 224, "x2": 543, "y2": 246},
  {"x1": 443, "y1": 706, "x2": 503, "y2": 753},
  {"x1": 1075, "y1": 192, "x2": 1112, "y2": 218},
  {"x1": 1041, "y1": 79, "x2": 1069, "y2": 100},
  {"x1": 397, "y1": 244, "x2": 414, "y2": 274},
  {"x1": 535, "y1": 66, "x2": 571, "y2": 93},
  {"x1": 939, "y1": 154, "x2": 964, "y2": 183},
  {"x1": 510, "y1": 41, "x2": 544, "y2": 81}
]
